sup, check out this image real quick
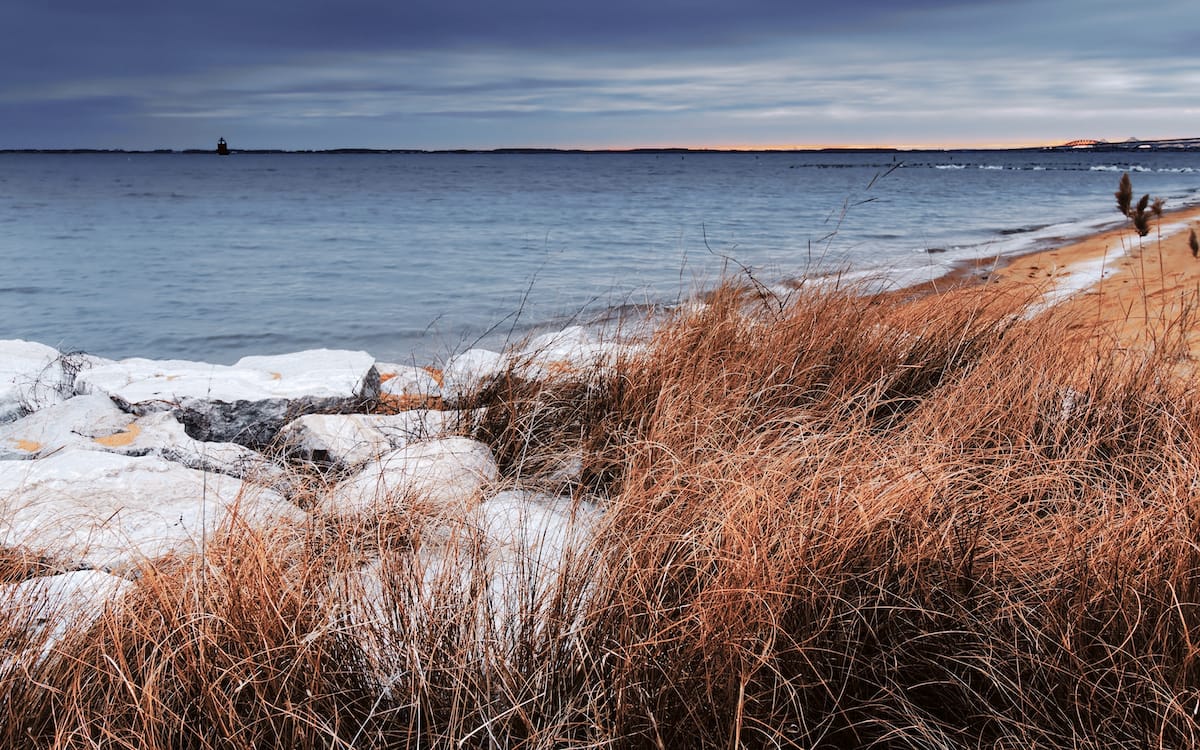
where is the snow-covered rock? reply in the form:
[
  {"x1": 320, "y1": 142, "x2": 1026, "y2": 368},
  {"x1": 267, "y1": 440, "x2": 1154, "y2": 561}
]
[
  {"x1": 0, "y1": 396, "x2": 288, "y2": 488},
  {"x1": 75, "y1": 349, "x2": 380, "y2": 446},
  {"x1": 278, "y1": 410, "x2": 478, "y2": 468},
  {"x1": 476, "y1": 489, "x2": 600, "y2": 584},
  {"x1": 0, "y1": 450, "x2": 305, "y2": 572},
  {"x1": 0, "y1": 394, "x2": 129, "y2": 460},
  {"x1": 0, "y1": 570, "x2": 132, "y2": 662},
  {"x1": 513, "y1": 326, "x2": 627, "y2": 380},
  {"x1": 376, "y1": 362, "x2": 443, "y2": 405},
  {"x1": 323, "y1": 437, "x2": 498, "y2": 517},
  {"x1": 0, "y1": 340, "x2": 68, "y2": 423},
  {"x1": 440, "y1": 349, "x2": 504, "y2": 403},
  {"x1": 335, "y1": 489, "x2": 599, "y2": 680},
  {"x1": 115, "y1": 411, "x2": 293, "y2": 489}
]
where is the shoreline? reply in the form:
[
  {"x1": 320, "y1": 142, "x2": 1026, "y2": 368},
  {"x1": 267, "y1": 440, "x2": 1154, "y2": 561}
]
[
  {"x1": 888, "y1": 202, "x2": 1200, "y2": 357},
  {"x1": 983, "y1": 202, "x2": 1200, "y2": 357},
  {"x1": 6, "y1": 198, "x2": 1200, "y2": 745}
]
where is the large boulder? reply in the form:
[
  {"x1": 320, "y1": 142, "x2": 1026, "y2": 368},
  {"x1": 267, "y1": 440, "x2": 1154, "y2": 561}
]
[
  {"x1": 440, "y1": 349, "x2": 504, "y2": 404},
  {"x1": 0, "y1": 395, "x2": 289, "y2": 489},
  {"x1": 277, "y1": 409, "x2": 481, "y2": 468},
  {"x1": 376, "y1": 362, "x2": 443, "y2": 408},
  {"x1": 0, "y1": 450, "x2": 305, "y2": 573},
  {"x1": 0, "y1": 570, "x2": 133, "y2": 664},
  {"x1": 322, "y1": 437, "x2": 498, "y2": 517},
  {"x1": 0, "y1": 340, "x2": 69, "y2": 423},
  {"x1": 75, "y1": 349, "x2": 380, "y2": 447},
  {"x1": 511, "y1": 326, "x2": 628, "y2": 380}
]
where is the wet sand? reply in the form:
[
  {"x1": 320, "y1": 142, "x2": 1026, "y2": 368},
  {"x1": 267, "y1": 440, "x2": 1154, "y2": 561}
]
[{"x1": 990, "y1": 204, "x2": 1200, "y2": 362}]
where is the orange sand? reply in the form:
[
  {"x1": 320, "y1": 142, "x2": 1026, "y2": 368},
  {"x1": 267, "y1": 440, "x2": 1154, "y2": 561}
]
[{"x1": 984, "y1": 206, "x2": 1200, "y2": 363}]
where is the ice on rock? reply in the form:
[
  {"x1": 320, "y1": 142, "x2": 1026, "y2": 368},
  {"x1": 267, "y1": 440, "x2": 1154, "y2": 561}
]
[
  {"x1": 335, "y1": 488, "x2": 600, "y2": 681},
  {"x1": 376, "y1": 362, "x2": 443, "y2": 404},
  {"x1": 0, "y1": 450, "x2": 305, "y2": 573},
  {"x1": 0, "y1": 395, "x2": 288, "y2": 489},
  {"x1": 0, "y1": 394, "x2": 130, "y2": 459},
  {"x1": 513, "y1": 326, "x2": 627, "y2": 379},
  {"x1": 323, "y1": 437, "x2": 498, "y2": 517},
  {"x1": 1, "y1": 570, "x2": 133, "y2": 662},
  {"x1": 0, "y1": 340, "x2": 69, "y2": 423},
  {"x1": 75, "y1": 349, "x2": 380, "y2": 446},
  {"x1": 440, "y1": 349, "x2": 504, "y2": 403},
  {"x1": 278, "y1": 410, "x2": 479, "y2": 468}
]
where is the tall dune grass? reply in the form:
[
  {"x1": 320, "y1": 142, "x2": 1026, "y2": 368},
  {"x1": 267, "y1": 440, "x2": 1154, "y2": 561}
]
[{"x1": 4, "y1": 280, "x2": 1200, "y2": 748}]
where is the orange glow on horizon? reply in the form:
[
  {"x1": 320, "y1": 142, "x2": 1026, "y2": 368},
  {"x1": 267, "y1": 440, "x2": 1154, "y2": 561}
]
[{"x1": 577, "y1": 138, "x2": 1063, "y2": 151}]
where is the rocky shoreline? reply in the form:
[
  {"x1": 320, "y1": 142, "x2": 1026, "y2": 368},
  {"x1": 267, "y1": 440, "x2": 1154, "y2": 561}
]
[{"x1": 1, "y1": 328, "x2": 627, "y2": 659}]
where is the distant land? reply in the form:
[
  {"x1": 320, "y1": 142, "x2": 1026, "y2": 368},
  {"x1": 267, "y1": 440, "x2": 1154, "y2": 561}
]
[{"x1": 4, "y1": 137, "x2": 1200, "y2": 155}]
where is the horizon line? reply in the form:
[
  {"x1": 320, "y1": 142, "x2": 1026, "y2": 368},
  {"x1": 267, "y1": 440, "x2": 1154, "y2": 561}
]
[{"x1": 4, "y1": 136, "x2": 1199, "y2": 155}]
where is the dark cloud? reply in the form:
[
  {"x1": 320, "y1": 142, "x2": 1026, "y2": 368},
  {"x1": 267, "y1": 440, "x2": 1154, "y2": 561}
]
[
  {"x1": 3, "y1": 0, "x2": 983, "y2": 77},
  {"x1": 1, "y1": 0, "x2": 1196, "y2": 149}
]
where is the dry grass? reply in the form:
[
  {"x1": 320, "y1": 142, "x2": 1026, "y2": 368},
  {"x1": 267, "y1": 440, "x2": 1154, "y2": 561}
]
[{"x1": 5, "y1": 279, "x2": 1200, "y2": 748}]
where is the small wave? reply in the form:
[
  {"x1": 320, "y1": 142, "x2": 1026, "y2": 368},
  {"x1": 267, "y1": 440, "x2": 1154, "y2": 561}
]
[
  {"x1": 978, "y1": 165, "x2": 1004, "y2": 170},
  {"x1": 1158, "y1": 167, "x2": 1196, "y2": 173},
  {"x1": 935, "y1": 164, "x2": 966, "y2": 170},
  {"x1": 997, "y1": 223, "x2": 1051, "y2": 236},
  {"x1": 1089, "y1": 165, "x2": 1152, "y2": 172}
]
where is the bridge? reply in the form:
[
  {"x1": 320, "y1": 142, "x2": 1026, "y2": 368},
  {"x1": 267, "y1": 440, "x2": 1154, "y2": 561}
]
[{"x1": 1052, "y1": 137, "x2": 1200, "y2": 151}]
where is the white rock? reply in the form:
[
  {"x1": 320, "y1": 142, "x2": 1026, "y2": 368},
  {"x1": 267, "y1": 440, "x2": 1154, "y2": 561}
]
[
  {"x1": 278, "y1": 410, "x2": 473, "y2": 468},
  {"x1": 334, "y1": 489, "x2": 599, "y2": 682},
  {"x1": 0, "y1": 396, "x2": 288, "y2": 489},
  {"x1": 440, "y1": 349, "x2": 504, "y2": 403},
  {"x1": 514, "y1": 326, "x2": 626, "y2": 379},
  {"x1": 476, "y1": 489, "x2": 600, "y2": 582},
  {"x1": 0, "y1": 394, "x2": 129, "y2": 459},
  {"x1": 323, "y1": 437, "x2": 498, "y2": 517},
  {"x1": 1, "y1": 570, "x2": 132, "y2": 662},
  {"x1": 117, "y1": 411, "x2": 293, "y2": 488},
  {"x1": 0, "y1": 450, "x2": 305, "y2": 572},
  {"x1": 376, "y1": 362, "x2": 443, "y2": 402},
  {"x1": 0, "y1": 340, "x2": 66, "y2": 423},
  {"x1": 75, "y1": 349, "x2": 380, "y2": 446}
]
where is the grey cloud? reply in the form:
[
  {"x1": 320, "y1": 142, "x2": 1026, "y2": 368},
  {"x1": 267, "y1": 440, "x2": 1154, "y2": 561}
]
[{"x1": 2, "y1": 0, "x2": 1197, "y2": 149}]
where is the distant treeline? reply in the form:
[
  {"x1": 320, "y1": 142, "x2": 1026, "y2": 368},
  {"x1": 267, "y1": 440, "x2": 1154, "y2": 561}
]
[{"x1": 4, "y1": 140, "x2": 1199, "y2": 155}]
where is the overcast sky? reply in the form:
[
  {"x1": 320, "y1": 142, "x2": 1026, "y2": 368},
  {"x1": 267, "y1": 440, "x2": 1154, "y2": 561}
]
[{"x1": 2, "y1": 0, "x2": 1197, "y2": 150}]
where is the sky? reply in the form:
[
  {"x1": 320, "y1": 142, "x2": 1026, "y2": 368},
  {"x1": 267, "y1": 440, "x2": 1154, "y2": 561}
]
[{"x1": 2, "y1": 0, "x2": 1197, "y2": 150}]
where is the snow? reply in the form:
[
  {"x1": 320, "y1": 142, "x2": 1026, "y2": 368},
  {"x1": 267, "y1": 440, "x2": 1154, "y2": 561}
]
[{"x1": 0, "y1": 450, "x2": 305, "y2": 572}]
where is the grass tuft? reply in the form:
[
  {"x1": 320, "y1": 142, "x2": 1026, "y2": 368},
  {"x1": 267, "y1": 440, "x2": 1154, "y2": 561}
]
[{"x1": 5, "y1": 279, "x2": 1200, "y2": 747}]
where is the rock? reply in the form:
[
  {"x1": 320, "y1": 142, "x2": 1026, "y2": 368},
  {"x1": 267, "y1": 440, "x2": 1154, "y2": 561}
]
[
  {"x1": 477, "y1": 489, "x2": 600, "y2": 583},
  {"x1": 116, "y1": 412, "x2": 294, "y2": 490},
  {"x1": 0, "y1": 570, "x2": 132, "y2": 663},
  {"x1": 75, "y1": 349, "x2": 380, "y2": 447},
  {"x1": 0, "y1": 450, "x2": 305, "y2": 573},
  {"x1": 376, "y1": 362, "x2": 443, "y2": 408},
  {"x1": 323, "y1": 437, "x2": 498, "y2": 517},
  {"x1": 0, "y1": 394, "x2": 129, "y2": 460},
  {"x1": 513, "y1": 326, "x2": 626, "y2": 380},
  {"x1": 0, "y1": 340, "x2": 67, "y2": 423},
  {"x1": 0, "y1": 396, "x2": 289, "y2": 490},
  {"x1": 440, "y1": 349, "x2": 504, "y2": 403},
  {"x1": 278, "y1": 410, "x2": 479, "y2": 468},
  {"x1": 334, "y1": 489, "x2": 599, "y2": 681}
]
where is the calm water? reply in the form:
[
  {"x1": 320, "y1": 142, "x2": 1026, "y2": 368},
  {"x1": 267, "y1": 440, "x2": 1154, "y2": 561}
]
[{"x1": 3, "y1": 150, "x2": 1200, "y2": 364}]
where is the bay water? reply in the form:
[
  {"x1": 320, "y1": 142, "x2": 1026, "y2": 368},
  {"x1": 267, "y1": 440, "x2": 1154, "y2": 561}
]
[{"x1": 3, "y1": 150, "x2": 1199, "y2": 365}]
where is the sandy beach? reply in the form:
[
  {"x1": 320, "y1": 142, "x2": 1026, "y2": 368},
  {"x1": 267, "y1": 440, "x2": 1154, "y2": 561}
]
[
  {"x1": 6, "y1": 193, "x2": 1200, "y2": 747},
  {"x1": 963, "y1": 203, "x2": 1200, "y2": 362}
]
